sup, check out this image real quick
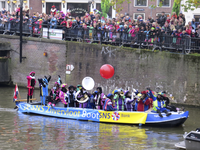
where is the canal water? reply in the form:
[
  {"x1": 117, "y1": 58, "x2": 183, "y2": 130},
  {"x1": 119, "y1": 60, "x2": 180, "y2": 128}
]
[{"x1": 0, "y1": 86, "x2": 200, "y2": 150}]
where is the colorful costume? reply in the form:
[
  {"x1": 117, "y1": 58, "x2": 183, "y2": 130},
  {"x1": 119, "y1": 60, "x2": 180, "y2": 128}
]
[
  {"x1": 50, "y1": 5, "x2": 56, "y2": 16},
  {"x1": 76, "y1": 89, "x2": 88, "y2": 108},
  {"x1": 125, "y1": 97, "x2": 135, "y2": 111},
  {"x1": 103, "y1": 94, "x2": 116, "y2": 111},
  {"x1": 144, "y1": 97, "x2": 153, "y2": 111},
  {"x1": 88, "y1": 93, "x2": 96, "y2": 109},
  {"x1": 94, "y1": 87, "x2": 105, "y2": 110},
  {"x1": 48, "y1": 82, "x2": 60, "y2": 107},
  {"x1": 66, "y1": 85, "x2": 76, "y2": 107},
  {"x1": 113, "y1": 90, "x2": 125, "y2": 111},
  {"x1": 50, "y1": 17, "x2": 57, "y2": 29},
  {"x1": 148, "y1": 90, "x2": 171, "y2": 117},
  {"x1": 141, "y1": 91, "x2": 153, "y2": 111},
  {"x1": 124, "y1": 91, "x2": 135, "y2": 111},
  {"x1": 59, "y1": 84, "x2": 68, "y2": 106},
  {"x1": 136, "y1": 99, "x2": 145, "y2": 111},
  {"x1": 38, "y1": 76, "x2": 51, "y2": 105},
  {"x1": 27, "y1": 71, "x2": 36, "y2": 103}
]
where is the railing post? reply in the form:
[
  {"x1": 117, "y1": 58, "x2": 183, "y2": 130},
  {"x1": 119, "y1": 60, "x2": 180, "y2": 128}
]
[
  {"x1": 83, "y1": 28, "x2": 85, "y2": 43},
  {"x1": 119, "y1": 31, "x2": 122, "y2": 45},
  {"x1": 182, "y1": 37, "x2": 185, "y2": 54},
  {"x1": 47, "y1": 23, "x2": 50, "y2": 39},
  {"x1": 100, "y1": 30, "x2": 102, "y2": 45},
  {"x1": 31, "y1": 23, "x2": 33, "y2": 37},
  {"x1": 139, "y1": 33, "x2": 141, "y2": 48}
]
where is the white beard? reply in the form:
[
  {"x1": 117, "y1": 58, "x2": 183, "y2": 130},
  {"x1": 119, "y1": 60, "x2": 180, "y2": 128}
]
[
  {"x1": 30, "y1": 75, "x2": 35, "y2": 79},
  {"x1": 51, "y1": 8, "x2": 56, "y2": 12}
]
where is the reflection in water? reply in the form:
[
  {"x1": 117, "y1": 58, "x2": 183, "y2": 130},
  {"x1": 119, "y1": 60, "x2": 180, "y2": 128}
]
[{"x1": 0, "y1": 87, "x2": 200, "y2": 150}]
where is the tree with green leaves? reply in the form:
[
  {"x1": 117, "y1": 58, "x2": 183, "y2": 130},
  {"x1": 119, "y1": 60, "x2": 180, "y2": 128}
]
[
  {"x1": 172, "y1": 0, "x2": 181, "y2": 16},
  {"x1": 181, "y1": 0, "x2": 200, "y2": 12},
  {"x1": 101, "y1": 0, "x2": 111, "y2": 18},
  {"x1": 110, "y1": 0, "x2": 131, "y2": 12}
]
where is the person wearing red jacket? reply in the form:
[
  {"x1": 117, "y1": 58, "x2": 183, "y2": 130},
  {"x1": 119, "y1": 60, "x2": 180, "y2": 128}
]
[
  {"x1": 171, "y1": 12, "x2": 177, "y2": 19},
  {"x1": 185, "y1": 25, "x2": 191, "y2": 35},
  {"x1": 27, "y1": 71, "x2": 36, "y2": 103},
  {"x1": 61, "y1": 19, "x2": 67, "y2": 27},
  {"x1": 141, "y1": 91, "x2": 153, "y2": 111},
  {"x1": 135, "y1": 93, "x2": 145, "y2": 111}
]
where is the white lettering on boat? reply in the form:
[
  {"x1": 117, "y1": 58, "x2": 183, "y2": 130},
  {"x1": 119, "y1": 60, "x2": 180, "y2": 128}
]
[{"x1": 82, "y1": 110, "x2": 99, "y2": 119}]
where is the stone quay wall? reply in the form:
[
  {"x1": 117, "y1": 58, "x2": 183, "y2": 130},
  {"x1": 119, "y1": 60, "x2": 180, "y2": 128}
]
[{"x1": 1, "y1": 34, "x2": 200, "y2": 106}]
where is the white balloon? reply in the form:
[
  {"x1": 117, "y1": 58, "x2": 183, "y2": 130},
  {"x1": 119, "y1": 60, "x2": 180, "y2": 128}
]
[{"x1": 82, "y1": 77, "x2": 95, "y2": 90}]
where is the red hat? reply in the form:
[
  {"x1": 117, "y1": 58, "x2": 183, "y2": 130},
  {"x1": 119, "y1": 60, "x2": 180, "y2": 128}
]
[
  {"x1": 29, "y1": 71, "x2": 35, "y2": 75},
  {"x1": 52, "y1": 5, "x2": 55, "y2": 8}
]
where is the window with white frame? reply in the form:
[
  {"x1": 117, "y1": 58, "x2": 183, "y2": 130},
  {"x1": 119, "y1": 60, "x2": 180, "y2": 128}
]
[
  {"x1": 133, "y1": 13, "x2": 145, "y2": 20},
  {"x1": 157, "y1": 0, "x2": 170, "y2": 7},
  {"x1": 156, "y1": 13, "x2": 170, "y2": 18},
  {"x1": 135, "y1": 0, "x2": 147, "y2": 6},
  {"x1": 1, "y1": 1, "x2": 5, "y2": 9}
]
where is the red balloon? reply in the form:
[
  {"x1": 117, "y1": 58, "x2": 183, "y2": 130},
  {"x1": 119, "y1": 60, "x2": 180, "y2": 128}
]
[{"x1": 100, "y1": 64, "x2": 115, "y2": 79}]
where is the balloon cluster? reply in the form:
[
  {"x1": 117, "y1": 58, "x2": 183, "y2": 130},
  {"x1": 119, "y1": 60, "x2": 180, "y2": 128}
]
[{"x1": 82, "y1": 64, "x2": 115, "y2": 90}]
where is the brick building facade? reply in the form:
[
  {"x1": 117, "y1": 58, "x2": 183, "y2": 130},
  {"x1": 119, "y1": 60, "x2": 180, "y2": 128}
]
[
  {"x1": 0, "y1": 0, "x2": 173, "y2": 20},
  {"x1": 119, "y1": 0, "x2": 174, "y2": 20}
]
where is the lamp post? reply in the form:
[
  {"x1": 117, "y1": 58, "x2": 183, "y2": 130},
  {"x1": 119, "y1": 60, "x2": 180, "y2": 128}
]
[
  {"x1": 42, "y1": 0, "x2": 45, "y2": 8},
  {"x1": 12, "y1": 0, "x2": 17, "y2": 5},
  {"x1": 7, "y1": 0, "x2": 10, "y2": 11},
  {"x1": 20, "y1": 0, "x2": 23, "y2": 63},
  {"x1": 62, "y1": 0, "x2": 65, "y2": 8},
  {"x1": 23, "y1": 0, "x2": 27, "y2": 4},
  {"x1": 88, "y1": 0, "x2": 94, "y2": 9}
]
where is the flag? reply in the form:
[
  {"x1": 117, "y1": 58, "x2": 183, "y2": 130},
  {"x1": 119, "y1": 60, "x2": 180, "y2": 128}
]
[{"x1": 13, "y1": 84, "x2": 19, "y2": 102}]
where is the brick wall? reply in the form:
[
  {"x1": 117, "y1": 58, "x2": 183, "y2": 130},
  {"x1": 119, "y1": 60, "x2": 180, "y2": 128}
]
[
  {"x1": 0, "y1": 36, "x2": 66, "y2": 88},
  {"x1": 66, "y1": 42, "x2": 200, "y2": 105},
  {"x1": 118, "y1": 0, "x2": 174, "y2": 20},
  {"x1": 29, "y1": 0, "x2": 42, "y2": 15},
  {"x1": 0, "y1": 35, "x2": 200, "y2": 105}
]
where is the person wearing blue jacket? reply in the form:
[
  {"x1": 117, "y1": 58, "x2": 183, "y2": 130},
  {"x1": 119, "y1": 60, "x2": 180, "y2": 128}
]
[
  {"x1": 38, "y1": 76, "x2": 51, "y2": 105},
  {"x1": 103, "y1": 94, "x2": 116, "y2": 111},
  {"x1": 50, "y1": 17, "x2": 57, "y2": 29}
]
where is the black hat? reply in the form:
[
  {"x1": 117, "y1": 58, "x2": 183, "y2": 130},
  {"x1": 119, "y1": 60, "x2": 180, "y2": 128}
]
[{"x1": 68, "y1": 85, "x2": 75, "y2": 90}]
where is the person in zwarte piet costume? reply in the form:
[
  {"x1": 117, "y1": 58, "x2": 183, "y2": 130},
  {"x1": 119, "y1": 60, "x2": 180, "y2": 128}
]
[
  {"x1": 38, "y1": 75, "x2": 51, "y2": 105},
  {"x1": 125, "y1": 91, "x2": 135, "y2": 111},
  {"x1": 50, "y1": 5, "x2": 57, "y2": 16},
  {"x1": 66, "y1": 85, "x2": 76, "y2": 107},
  {"x1": 147, "y1": 89, "x2": 171, "y2": 117},
  {"x1": 113, "y1": 89, "x2": 125, "y2": 111},
  {"x1": 76, "y1": 85, "x2": 89, "y2": 108},
  {"x1": 103, "y1": 94, "x2": 116, "y2": 111},
  {"x1": 94, "y1": 87, "x2": 105, "y2": 110},
  {"x1": 48, "y1": 82, "x2": 60, "y2": 107},
  {"x1": 59, "y1": 84, "x2": 68, "y2": 107},
  {"x1": 27, "y1": 71, "x2": 36, "y2": 103}
]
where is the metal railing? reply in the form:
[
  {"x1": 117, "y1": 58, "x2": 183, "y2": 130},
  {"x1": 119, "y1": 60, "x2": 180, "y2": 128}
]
[{"x1": 0, "y1": 20, "x2": 200, "y2": 54}]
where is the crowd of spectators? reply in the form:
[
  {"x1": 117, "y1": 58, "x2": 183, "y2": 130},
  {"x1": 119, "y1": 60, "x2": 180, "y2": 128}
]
[{"x1": 0, "y1": 5, "x2": 200, "y2": 49}]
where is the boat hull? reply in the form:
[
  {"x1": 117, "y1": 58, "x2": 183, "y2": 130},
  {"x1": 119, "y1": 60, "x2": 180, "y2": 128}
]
[
  {"x1": 17, "y1": 103, "x2": 148, "y2": 124},
  {"x1": 175, "y1": 131, "x2": 200, "y2": 150},
  {"x1": 185, "y1": 131, "x2": 200, "y2": 150},
  {"x1": 145, "y1": 111, "x2": 189, "y2": 127},
  {"x1": 17, "y1": 103, "x2": 189, "y2": 127}
]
